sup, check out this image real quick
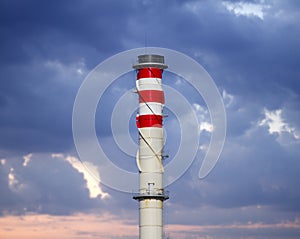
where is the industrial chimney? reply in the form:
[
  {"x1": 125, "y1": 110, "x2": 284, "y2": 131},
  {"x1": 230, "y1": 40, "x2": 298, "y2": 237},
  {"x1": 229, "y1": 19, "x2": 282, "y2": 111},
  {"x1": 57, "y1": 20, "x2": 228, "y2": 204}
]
[{"x1": 133, "y1": 54, "x2": 169, "y2": 239}]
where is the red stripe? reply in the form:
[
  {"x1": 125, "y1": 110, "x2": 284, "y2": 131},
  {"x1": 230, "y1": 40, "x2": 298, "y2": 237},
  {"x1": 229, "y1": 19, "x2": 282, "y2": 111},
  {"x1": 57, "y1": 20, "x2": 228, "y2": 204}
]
[
  {"x1": 139, "y1": 90, "x2": 164, "y2": 104},
  {"x1": 136, "y1": 115, "x2": 162, "y2": 128},
  {"x1": 137, "y1": 68, "x2": 162, "y2": 79}
]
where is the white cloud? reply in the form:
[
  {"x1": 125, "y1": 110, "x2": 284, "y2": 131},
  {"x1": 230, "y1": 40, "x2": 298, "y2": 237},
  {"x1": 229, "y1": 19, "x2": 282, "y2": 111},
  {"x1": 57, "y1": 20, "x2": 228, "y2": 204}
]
[
  {"x1": 22, "y1": 153, "x2": 32, "y2": 167},
  {"x1": 51, "y1": 153, "x2": 64, "y2": 158},
  {"x1": 193, "y1": 103, "x2": 213, "y2": 133},
  {"x1": 7, "y1": 167, "x2": 29, "y2": 197},
  {"x1": 183, "y1": 1, "x2": 202, "y2": 15},
  {"x1": 200, "y1": 121, "x2": 214, "y2": 133},
  {"x1": 8, "y1": 168, "x2": 18, "y2": 189},
  {"x1": 199, "y1": 144, "x2": 209, "y2": 152},
  {"x1": 174, "y1": 75, "x2": 184, "y2": 86},
  {"x1": 222, "y1": 1, "x2": 270, "y2": 20},
  {"x1": 52, "y1": 154, "x2": 110, "y2": 199},
  {"x1": 44, "y1": 58, "x2": 87, "y2": 81},
  {"x1": 222, "y1": 90, "x2": 235, "y2": 108},
  {"x1": 193, "y1": 103, "x2": 209, "y2": 121},
  {"x1": 185, "y1": 0, "x2": 270, "y2": 20},
  {"x1": 7, "y1": 168, "x2": 26, "y2": 194},
  {"x1": 259, "y1": 108, "x2": 299, "y2": 139}
]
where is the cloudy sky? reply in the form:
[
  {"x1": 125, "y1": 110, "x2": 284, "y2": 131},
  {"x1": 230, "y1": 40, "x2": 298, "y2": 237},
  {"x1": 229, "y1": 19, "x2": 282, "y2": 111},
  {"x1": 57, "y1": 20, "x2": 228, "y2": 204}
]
[{"x1": 1, "y1": 0, "x2": 300, "y2": 238}]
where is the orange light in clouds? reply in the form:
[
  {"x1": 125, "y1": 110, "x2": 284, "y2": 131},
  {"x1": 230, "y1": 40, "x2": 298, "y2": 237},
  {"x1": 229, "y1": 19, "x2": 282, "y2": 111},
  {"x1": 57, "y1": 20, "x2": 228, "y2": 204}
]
[
  {"x1": 0, "y1": 213, "x2": 138, "y2": 239},
  {"x1": 1, "y1": 213, "x2": 299, "y2": 239}
]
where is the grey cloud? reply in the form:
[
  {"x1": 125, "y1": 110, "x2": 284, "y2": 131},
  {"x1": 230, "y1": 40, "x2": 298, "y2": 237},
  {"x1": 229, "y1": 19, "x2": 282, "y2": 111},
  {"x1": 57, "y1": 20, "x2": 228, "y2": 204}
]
[{"x1": 0, "y1": 154, "x2": 105, "y2": 215}]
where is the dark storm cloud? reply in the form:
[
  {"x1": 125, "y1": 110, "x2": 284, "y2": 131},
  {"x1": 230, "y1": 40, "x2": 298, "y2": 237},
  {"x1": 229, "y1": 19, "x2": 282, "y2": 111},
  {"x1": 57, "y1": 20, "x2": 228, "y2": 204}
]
[
  {"x1": 168, "y1": 114, "x2": 300, "y2": 210},
  {"x1": 124, "y1": 0, "x2": 300, "y2": 110},
  {"x1": 0, "y1": 0, "x2": 133, "y2": 65},
  {"x1": 163, "y1": 72, "x2": 300, "y2": 222},
  {"x1": 0, "y1": 153, "x2": 139, "y2": 217},
  {"x1": 0, "y1": 60, "x2": 78, "y2": 153},
  {"x1": 0, "y1": 0, "x2": 137, "y2": 154},
  {"x1": 0, "y1": 154, "x2": 104, "y2": 215},
  {"x1": 1, "y1": 0, "x2": 298, "y2": 154},
  {"x1": 164, "y1": 131, "x2": 300, "y2": 229}
]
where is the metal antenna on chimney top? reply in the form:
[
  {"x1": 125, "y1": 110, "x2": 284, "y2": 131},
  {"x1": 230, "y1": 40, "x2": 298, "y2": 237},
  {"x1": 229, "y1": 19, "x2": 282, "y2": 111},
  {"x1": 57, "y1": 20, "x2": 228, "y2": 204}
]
[{"x1": 144, "y1": 32, "x2": 148, "y2": 54}]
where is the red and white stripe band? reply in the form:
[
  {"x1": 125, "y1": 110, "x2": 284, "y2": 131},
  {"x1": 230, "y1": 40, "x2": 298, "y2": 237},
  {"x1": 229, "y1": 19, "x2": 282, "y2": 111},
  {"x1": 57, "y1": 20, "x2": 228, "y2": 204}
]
[
  {"x1": 137, "y1": 68, "x2": 162, "y2": 80},
  {"x1": 139, "y1": 90, "x2": 164, "y2": 104},
  {"x1": 136, "y1": 67, "x2": 164, "y2": 128},
  {"x1": 136, "y1": 115, "x2": 163, "y2": 128}
]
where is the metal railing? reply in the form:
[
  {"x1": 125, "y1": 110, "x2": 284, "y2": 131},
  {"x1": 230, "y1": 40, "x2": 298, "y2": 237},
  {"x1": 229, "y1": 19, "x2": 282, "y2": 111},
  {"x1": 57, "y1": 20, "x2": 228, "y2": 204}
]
[{"x1": 133, "y1": 188, "x2": 169, "y2": 200}]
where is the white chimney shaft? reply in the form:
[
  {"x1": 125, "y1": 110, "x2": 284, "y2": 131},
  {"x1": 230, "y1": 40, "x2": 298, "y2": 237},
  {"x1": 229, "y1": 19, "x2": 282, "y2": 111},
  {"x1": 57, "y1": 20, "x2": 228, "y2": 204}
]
[{"x1": 133, "y1": 54, "x2": 169, "y2": 239}]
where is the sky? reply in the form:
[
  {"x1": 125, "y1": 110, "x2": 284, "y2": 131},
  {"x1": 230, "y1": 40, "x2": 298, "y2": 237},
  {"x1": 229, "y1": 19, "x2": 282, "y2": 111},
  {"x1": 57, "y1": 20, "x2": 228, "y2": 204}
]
[{"x1": 1, "y1": 0, "x2": 300, "y2": 238}]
